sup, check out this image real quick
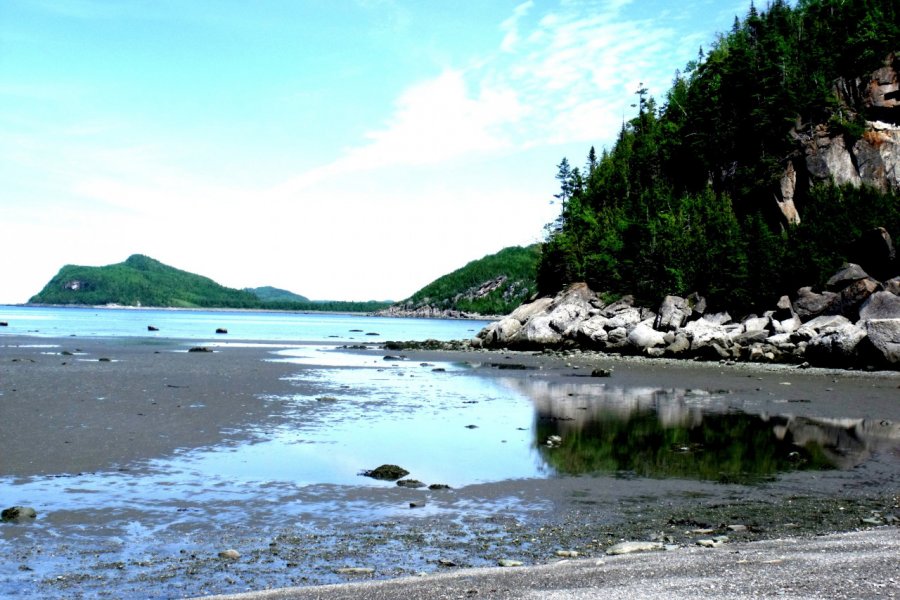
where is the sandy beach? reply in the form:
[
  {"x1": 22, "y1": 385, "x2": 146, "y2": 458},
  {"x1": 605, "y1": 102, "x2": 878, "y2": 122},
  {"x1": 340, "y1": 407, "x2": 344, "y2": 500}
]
[{"x1": 1, "y1": 335, "x2": 899, "y2": 598}]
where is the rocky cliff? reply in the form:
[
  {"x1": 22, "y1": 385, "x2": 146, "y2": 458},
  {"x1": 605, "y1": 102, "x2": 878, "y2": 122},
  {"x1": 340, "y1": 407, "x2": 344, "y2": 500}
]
[{"x1": 778, "y1": 52, "x2": 899, "y2": 225}]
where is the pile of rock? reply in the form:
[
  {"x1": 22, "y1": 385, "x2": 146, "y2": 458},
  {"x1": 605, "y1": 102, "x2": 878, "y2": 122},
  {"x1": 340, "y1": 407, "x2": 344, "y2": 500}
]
[{"x1": 473, "y1": 265, "x2": 900, "y2": 369}]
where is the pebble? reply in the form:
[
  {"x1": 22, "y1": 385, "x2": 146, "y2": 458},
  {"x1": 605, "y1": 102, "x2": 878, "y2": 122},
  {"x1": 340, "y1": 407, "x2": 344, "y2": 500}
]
[
  {"x1": 727, "y1": 524, "x2": 748, "y2": 532},
  {"x1": 606, "y1": 541, "x2": 664, "y2": 555},
  {"x1": 218, "y1": 549, "x2": 240, "y2": 560},
  {"x1": 335, "y1": 567, "x2": 375, "y2": 575},
  {"x1": 555, "y1": 550, "x2": 579, "y2": 558}
]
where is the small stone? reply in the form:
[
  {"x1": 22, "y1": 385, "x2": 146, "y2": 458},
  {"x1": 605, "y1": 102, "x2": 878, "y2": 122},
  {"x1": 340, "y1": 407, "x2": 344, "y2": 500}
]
[
  {"x1": 606, "y1": 541, "x2": 664, "y2": 555},
  {"x1": 726, "y1": 524, "x2": 748, "y2": 532},
  {"x1": 555, "y1": 550, "x2": 579, "y2": 558},
  {"x1": 316, "y1": 396, "x2": 338, "y2": 402},
  {"x1": 188, "y1": 347, "x2": 212, "y2": 353},
  {"x1": 689, "y1": 528, "x2": 717, "y2": 535},
  {"x1": 397, "y1": 479, "x2": 426, "y2": 489},
  {"x1": 498, "y1": 559, "x2": 524, "y2": 567},
  {"x1": 218, "y1": 549, "x2": 240, "y2": 560},
  {"x1": 591, "y1": 368, "x2": 613, "y2": 377},
  {"x1": 428, "y1": 484, "x2": 451, "y2": 490},
  {"x1": 409, "y1": 501, "x2": 426, "y2": 508},
  {"x1": 438, "y1": 559, "x2": 457, "y2": 567},
  {"x1": 215, "y1": 328, "x2": 228, "y2": 334},
  {"x1": 861, "y1": 517, "x2": 884, "y2": 525}
]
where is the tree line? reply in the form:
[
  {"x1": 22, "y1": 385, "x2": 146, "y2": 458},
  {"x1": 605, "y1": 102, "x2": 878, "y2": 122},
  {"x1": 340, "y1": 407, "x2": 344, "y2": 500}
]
[{"x1": 538, "y1": 0, "x2": 900, "y2": 314}]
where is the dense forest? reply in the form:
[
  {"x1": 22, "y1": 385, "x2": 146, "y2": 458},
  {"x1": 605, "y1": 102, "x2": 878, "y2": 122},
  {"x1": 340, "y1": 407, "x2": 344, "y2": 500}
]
[
  {"x1": 539, "y1": 0, "x2": 899, "y2": 314},
  {"x1": 395, "y1": 245, "x2": 540, "y2": 315}
]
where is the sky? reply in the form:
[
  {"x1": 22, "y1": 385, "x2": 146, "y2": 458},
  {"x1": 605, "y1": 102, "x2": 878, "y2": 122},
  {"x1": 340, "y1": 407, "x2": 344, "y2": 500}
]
[{"x1": 1, "y1": 0, "x2": 751, "y2": 304}]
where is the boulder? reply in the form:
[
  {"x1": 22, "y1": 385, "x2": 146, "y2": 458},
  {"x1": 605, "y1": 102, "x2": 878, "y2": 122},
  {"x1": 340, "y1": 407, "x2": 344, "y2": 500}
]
[
  {"x1": 606, "y1": 307, "x2": 643, "y2": 329},
  {"x1": 548, "y1": 301, "x2": 591, "y2": 337},
  {"x1": 886, "y1": 277, "x2": 900, "y2": 296},
  {"x1": 517, "y1": 315, "x2": 563, "y2": 347},
  {"x1": 627, "y1": 323, "x2": 666, "y2": 352},
  {"x1": 773, "y1": 295, "x2": 795, "y2": 321},
  {"x1": 684, "y1": 317, "x2": 732, "y2": 349},
  {"x1": 655, "y1": 295, "x2": 691, "y2": 331},
  {"x1": 734, "y1": 329, "x2": 770, "y2": 345},
  {"x1": 865, "y1": 319, "x2": 900, "y2": 365},
  {"x1": 836, "y1": 278, "x2": 883, "y2": 320},
  {"x1": 508, "y1": 297, "x2": 555, "y2": 323},
  {"x1": 826, "y1": 263, "x2": 870, "y2": 291},
  {"x1": 664, "y1": 332, "x2": 691, "y2": 357},
  {"x1": 858, "y1": 291, "x2": 900, "y2": 321},
  {"x1": 806, "y1": 323, "x2": 868, "y2": 366},
  {"x1": 576, "y1": 315, "x2": 609, "y2": 346},
  {"x1": 685, "y1": 292, "x2": 708, "y2": 318},
  {"x1": 793, "y1": 287, "x2": 838, "y2": 320},
  {"x1": 742, "y1": 315, "x2": 772, "y2": 333},
  {"x1": 703, "y1": 312, "x2": 733, "y2": 326},
  {"x1": 605, "y1": 327, "x2": 629, "y2": 350}
]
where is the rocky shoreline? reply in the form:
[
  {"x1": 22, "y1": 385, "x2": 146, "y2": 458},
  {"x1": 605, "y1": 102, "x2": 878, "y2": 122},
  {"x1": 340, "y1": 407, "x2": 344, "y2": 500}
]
[{"x1": 474, "y1": 262, "x2": 900, "y2": 370}]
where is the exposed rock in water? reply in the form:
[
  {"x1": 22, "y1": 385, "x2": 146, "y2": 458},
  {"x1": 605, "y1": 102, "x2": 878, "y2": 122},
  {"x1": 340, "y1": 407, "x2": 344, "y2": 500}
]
[
  {"x1": 360, "y1": 464, "x2": 410, "y2": 481},
  {"x1": 1, "y1": 506, "x2": 37, "y2": 523},
  {"x1": 396, "y1": 479, "x2": 426, "y2": 489}
]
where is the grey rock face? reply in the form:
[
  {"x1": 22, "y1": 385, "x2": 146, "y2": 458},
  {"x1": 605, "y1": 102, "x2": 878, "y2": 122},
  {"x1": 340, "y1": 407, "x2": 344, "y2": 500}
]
[{"x1": 865, "y1": 319, "x2": 900, "y2": 364}]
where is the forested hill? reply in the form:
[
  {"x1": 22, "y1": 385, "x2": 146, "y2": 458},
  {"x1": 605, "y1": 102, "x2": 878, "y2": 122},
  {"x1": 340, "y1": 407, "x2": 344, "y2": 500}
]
[
  {"x1": 30, "y1": 254, "x2": 261, "y2": 308},
  {"x1": 540, "y1": 0, "x2": 899, "y2": 314},
  {"x1": 381, "y1": 245, "x2": 541, "y2": 317},
  {"x1": 28, "y1": 255, "x2": 391, "y2": 312}
]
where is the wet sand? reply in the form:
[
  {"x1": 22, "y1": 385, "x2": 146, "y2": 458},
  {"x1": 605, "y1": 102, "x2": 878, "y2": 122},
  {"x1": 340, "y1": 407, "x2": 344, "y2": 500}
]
[{"x1": 1, "y1": 335, "x2": 899, "y2": 599}]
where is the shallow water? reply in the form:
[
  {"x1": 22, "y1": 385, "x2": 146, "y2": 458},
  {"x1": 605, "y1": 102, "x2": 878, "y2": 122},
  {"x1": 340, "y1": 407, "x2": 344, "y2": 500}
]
[
  {"x1": 0, "y1": 305, "x2": 488, "y2": 342},
  {"x1": 2, "y1": 344, "x2": 899, "y2": 598}
]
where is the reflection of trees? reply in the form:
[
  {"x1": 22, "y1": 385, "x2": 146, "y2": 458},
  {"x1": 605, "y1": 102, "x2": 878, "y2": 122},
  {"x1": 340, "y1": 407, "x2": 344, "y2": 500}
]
[{"x1": 498, "y1": 378, "x2": 900, "y2": 483}]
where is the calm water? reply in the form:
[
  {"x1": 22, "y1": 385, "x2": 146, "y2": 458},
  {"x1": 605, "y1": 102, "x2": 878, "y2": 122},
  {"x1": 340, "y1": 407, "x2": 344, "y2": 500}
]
[{"x1": 0, "y1": 305, "x2": 488, "y2": 342}]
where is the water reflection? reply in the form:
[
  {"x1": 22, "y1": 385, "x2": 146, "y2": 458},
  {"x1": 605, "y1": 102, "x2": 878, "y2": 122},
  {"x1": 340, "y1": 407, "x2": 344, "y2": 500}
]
[{"x1": 497, "y1": 378, "x2": 900, "y2": 483}]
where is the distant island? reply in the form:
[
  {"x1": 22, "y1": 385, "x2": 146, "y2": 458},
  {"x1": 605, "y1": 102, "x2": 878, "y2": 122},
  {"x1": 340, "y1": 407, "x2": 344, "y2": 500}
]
[
  {"x1": 28, "y1": 254, "x2": 391, "y2": 313},
  {"x1": 27, "y1": 250, "x2": 540, "y2": 317}
]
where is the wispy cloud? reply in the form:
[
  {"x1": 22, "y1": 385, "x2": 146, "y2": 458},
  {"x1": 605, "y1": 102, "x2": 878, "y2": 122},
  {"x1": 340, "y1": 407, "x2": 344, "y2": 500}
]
[{"x1": 283, "y1": 0, "x2": 689, "y2": 190}]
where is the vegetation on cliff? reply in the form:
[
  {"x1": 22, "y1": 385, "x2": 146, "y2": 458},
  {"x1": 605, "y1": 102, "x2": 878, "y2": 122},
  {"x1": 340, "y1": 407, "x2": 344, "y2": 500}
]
[
  {"x1": 390, "y1": 245, "x2": 541, "y2": 316},
  {"x1": 539, "y1": 0, "x2": 899, "y2": 313},
  {"x1": 29, "y1": 255, "x2": 391, "y2": 312}
]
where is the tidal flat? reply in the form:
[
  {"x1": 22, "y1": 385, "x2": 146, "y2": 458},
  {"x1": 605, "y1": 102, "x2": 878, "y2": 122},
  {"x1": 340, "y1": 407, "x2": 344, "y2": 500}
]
[{"x1": 1, "y1": 336, "x2": 899, "y2": 599}]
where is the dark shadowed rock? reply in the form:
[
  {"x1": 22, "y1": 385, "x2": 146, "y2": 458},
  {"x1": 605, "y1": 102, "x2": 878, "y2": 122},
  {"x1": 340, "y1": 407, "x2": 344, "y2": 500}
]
[
  {"x1": 806, "y1": 323, "x2": 868, "y2": 366},
  {"x1": 361, "y1": 465, "x2": 410, "y2": 481},
  {"x1": 794, "y1": 287, "x2": 839, "y2": 320},
  {"x1": 826, "y1": 263, "x2": 870, "y2": 291},
  {"x1": 836, "y1": 278, "x2": 883, "y2": 320}
]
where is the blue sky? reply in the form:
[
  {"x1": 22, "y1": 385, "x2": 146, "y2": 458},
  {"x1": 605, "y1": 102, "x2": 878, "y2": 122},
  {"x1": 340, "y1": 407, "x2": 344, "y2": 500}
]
[{"x1": 1, "y1": 0, "x2": 750, "y2": 303}]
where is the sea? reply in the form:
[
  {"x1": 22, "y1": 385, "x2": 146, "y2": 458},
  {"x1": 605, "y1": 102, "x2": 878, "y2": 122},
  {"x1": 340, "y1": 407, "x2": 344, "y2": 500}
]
[{"x1": 0, "y1": 304, "x2": 489, "y2": 342}]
